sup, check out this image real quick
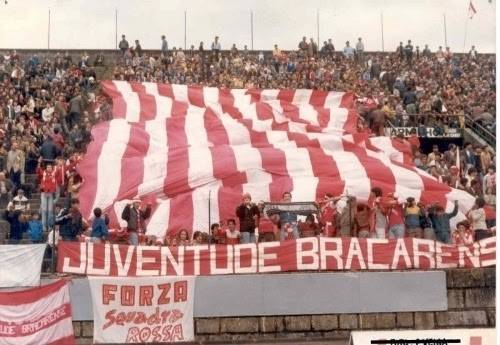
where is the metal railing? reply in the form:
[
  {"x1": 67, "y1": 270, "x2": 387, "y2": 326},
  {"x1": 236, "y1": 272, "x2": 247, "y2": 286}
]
[{"x1": 464, "y1": 114, "x2": 496, "y2": 148}]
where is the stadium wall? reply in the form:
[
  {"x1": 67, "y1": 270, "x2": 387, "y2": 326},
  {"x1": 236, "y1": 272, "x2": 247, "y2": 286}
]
[{"x1": 69, "y1": 267, "x2": 495, "y2": 344}]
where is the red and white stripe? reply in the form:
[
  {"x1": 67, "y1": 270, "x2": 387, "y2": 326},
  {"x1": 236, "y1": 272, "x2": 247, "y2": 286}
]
[
  {"x1": 79, "y1": 81, "x2": 475, "y2": 237},
  {"x1": 0, "y1": 280, "x2": 74, "y2": 345}
]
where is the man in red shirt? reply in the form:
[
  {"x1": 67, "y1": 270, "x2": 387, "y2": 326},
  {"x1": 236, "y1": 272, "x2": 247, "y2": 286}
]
[
  {"x1": 386, "y1": 193, "x2": 405, "y2": 239},
  {"x1": 39, "y1": 164, "x2": 57, "y2": 230},
  {"x1": 54, "y1": 158, "x2": 66, "y2": 204}
]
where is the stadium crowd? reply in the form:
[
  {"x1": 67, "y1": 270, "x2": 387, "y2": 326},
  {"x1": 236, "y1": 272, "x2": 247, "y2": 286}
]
[{"x1": 0, "y1": 34, "x2": 495, "y2": 248}]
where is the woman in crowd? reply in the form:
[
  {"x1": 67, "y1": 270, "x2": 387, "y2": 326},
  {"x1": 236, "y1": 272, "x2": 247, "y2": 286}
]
[
  {"x1": 468, "y1": 197, "x2": 490, "y2": 241},
  {"x1": 176, "y1": 229, "x2": 191, "y2": 246}
]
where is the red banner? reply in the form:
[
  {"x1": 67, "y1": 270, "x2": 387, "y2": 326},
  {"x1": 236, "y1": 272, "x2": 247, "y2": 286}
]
[{"x1": 57, "y1": 237, "x2": 496, "y2": 277}]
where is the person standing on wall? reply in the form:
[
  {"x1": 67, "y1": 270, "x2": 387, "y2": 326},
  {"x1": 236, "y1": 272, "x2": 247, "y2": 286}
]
[
  {"x1": 121, "y1": 198, "x2": 152, "y2": 246},
  {"x1": 235, "y1": 193, "x2": 260, "y2": 244}
]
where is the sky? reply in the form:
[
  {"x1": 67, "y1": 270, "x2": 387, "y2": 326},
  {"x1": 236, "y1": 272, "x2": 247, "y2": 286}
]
[{"x1": 0, "y1": 0, "x2": 496, "y2": 52}]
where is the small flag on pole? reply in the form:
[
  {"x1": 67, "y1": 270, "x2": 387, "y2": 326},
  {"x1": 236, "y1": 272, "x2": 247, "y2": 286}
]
[{"x1": 469, "y1": 1, "x2": 477, "y2": 19}]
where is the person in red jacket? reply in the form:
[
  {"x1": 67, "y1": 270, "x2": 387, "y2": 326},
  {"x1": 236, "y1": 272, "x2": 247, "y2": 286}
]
[
  {"x1": 39, "y1": 164, "x2": 57, "y2": 230},
  {"x1": 54, "y1": 157, "x2": 66, "y2": 204}
]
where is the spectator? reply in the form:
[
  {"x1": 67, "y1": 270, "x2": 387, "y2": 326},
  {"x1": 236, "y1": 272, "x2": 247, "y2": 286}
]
[
  {"x1": 209, "y1": 223, "x2": 221, "y2": 244},
  {"x1": 67, "y1": 169, "x2": 82, "y2": 200},
  {"x1": 353, "y1": 204, "x2": 370, "y2": 238},
  {"x1": 54, "y1": 158, "x2": 66, "y2": 204},
  {"x1": 467, "y1": 197, "x2": 490, "y2": 241},
  {"x1": 4, "y1": 208, "x2": 28, "y2": 244},
  {"x1": 469, "y1": 45, "x2": 478, "y2": 60},
  {"x1": 7, "y1": 188, "x2": 29, "y2": 211},
  {"x1": 119, "y1": 35, "x2": 129, "y2": 55},
  {"x1": 309, "y1": 38, "x2": 318, "y2": 56},
  {"x1": 121, "y1": 198, "x2": 152, "y2": 246},
  {"x1": 225, "y1": 219, "x2": 240, "y2": 244},
  {"x1": 298, "y1": 36, "x2": 308, "y2": 52},
  {"x1": 272, "y1": 44, "x2": 281, "y2": 58},
  {"x1": 452, "y1": 220, "x2": 474, "y2": 245},
  {"x1": 422, "y1": 44, "x2": 431, "y2": 58},
  {"x1": 428, "y1": 200, "x2": 459, "y2": 243},
  {"x1": 51, "y1": 127, "x2": 65, "y2": 153},
  {"x1": 404, "y1": 197, "x2": 422, "y2": 238},
  {"x1": 55, "y1": 198, "x2": 84, "y2": 242},
  {"x1": 68, "y1": 93, "x2": 84, "y2": 129},
  {"x1": 343, "y1": 41, "x2": 355, "y2": 59},
  {"x1": 335, "y1": 195, "x2": 357, "y2": 237},
  {"x1": 419, "y1": 203, "x2": 435, "y2": 240},
  {"x1": 370, "y1": 187, "x2": 388, "y2": 239},
  {"x1": 387, "y1": 194, "x2": 405, "y2": 239},
  {"x1": 0, "y1": 172, "x2": 13, "y2": 208},
  {"x1": 278, "y1": 191, "x2": 299, "y2": 241},
  {"x1": 211, "y1": 36, "x2": 221, "y2": 52},
  {"x1": 192, "y1": 231, "x2": 204, "y2": 245},
  {"x1": 300, "y1": 214, "x2": 320, "y2": 238},
  {"x1": 327, "y1": 38, "x2": 335, "y2": 52},
  {"x1": 134, "y1": 40, "x2": 142, "y2": 57},
  {"x1": 7, "y1": 142, "x2": 25, "y2": 182},
  {"x1": 40, "y1": 134, "x2": 59, "y2": 166},
  {"x1": 355, "y1": 37, "x2": 364, "y2": 64},
  {"x1": 161, "y1": 35, "x2": 168, "y2": 55},
  {"x1": 90, "y1": 207, "x2": 108, "y2": 243},
  {"x1": 480, "y1": 146, "x2": 493, "y2": 173},
  {"x1": 28, "y1": 211, "x2": 44, "y2": 243},
  {"x1": 235, "y1": 193, "x2": 260, "y2": 244},
  {"x1": 176, "y1": 229, "x2": 191, "y2": 246},
  {"x1": 38, "y1": 163, "x2": 57, "y2": 230},
  {"x1": 404, "y1": 39, "x2": 413, "y2": 65},
  {"x1": 396, "y1": 42, "x2": 404, "y2": 60}
]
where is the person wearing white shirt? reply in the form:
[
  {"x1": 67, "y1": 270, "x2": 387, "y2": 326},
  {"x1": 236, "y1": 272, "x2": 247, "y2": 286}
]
[
  {"x1": 42, "y1": 102, "x2": 54, "y2": 122},
  {"x1": 355, "y1": 37, "x2": 364, "y2": 64},
  {"x1": 468, "y1": 197, "x2": 490, "y2": 241},
  {"x1": 211, "y1": 36, "x2": 221, "y2": 51},
  {"x1": 343, "y1": 41, "x2": 355, "y2": 59}
]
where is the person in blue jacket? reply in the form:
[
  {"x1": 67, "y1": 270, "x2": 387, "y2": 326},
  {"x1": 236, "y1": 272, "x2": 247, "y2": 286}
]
[
  {"x1": 28, "y1": 212, "x2": 44, "y2": 243},
  {"x1": 91, "y1": 207, "x2": 108, "y2": 243}
]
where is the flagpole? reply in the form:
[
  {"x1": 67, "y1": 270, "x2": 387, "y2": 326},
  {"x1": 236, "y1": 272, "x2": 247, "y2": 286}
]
[
  {"x1": 316, "y1": 10, "x2": 320, "y2": 47},
  {"x1": 380, "y1": 12, "x2": 385, "y2": 52},
  {"x1": 208, "y1": 190, "x2": 212, "y2": 244},
  {"x1": 250, "y1": 10, "x2": 254, "y2": 50},
  {"x1": 184, "y1": 10, "x2": 187, "y2": 50},
  {"x1": 443, "y1": 13, "x2": 448, "y2": 47},
  {"x1": 48, "y1": 9, "x2": 51, "y2": 50},
  {"x1": 462, "y1": 4, "x2": 470, "y2": 53},
  {"x1": 115, "y1": 8, "x2": 118, "y2": 50}
]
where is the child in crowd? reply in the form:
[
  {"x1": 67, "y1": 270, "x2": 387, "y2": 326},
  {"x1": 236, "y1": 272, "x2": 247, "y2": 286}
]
[
  {"x1": 90, "y1": 207, "x2": 108, "y2": 243},
  {"x1": 192, "y1": 231, "x2": 204, "y2": 245},
  {"x1": 299, "y1": 214, "x2": 320, "y2": 238},
  {"x1": 209, "y1": 223, "x2": 221, "y2": 244},
  {"x1": 28, "y1": 212, "x2": 44, "y2": 243},
  {"x1": 452, "y1": 221, "x2": 474, "y2": 245},
  {"x1": 225, "y1": 219, "x2": 240, "y2": 244}
]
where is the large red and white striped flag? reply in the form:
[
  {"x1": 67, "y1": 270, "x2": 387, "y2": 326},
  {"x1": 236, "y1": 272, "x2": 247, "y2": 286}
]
[
  {"x1": 0, "y1": 280, "x2": 75, "y2": 345},
  {"x1": 79, "y1": 81, "x2": 474, "y2": 238}
]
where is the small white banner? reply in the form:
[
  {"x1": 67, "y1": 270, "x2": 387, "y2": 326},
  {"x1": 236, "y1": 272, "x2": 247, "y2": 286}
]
[
  {"x1": 0, "y1": 244, "x2": 46, "y2": 287},
  {"x1": 89, "y1": 276, "x2": 196, "y2": 344},
  {"x1": 351, "y1": 328, "x2": 496, "y2": 345}
]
